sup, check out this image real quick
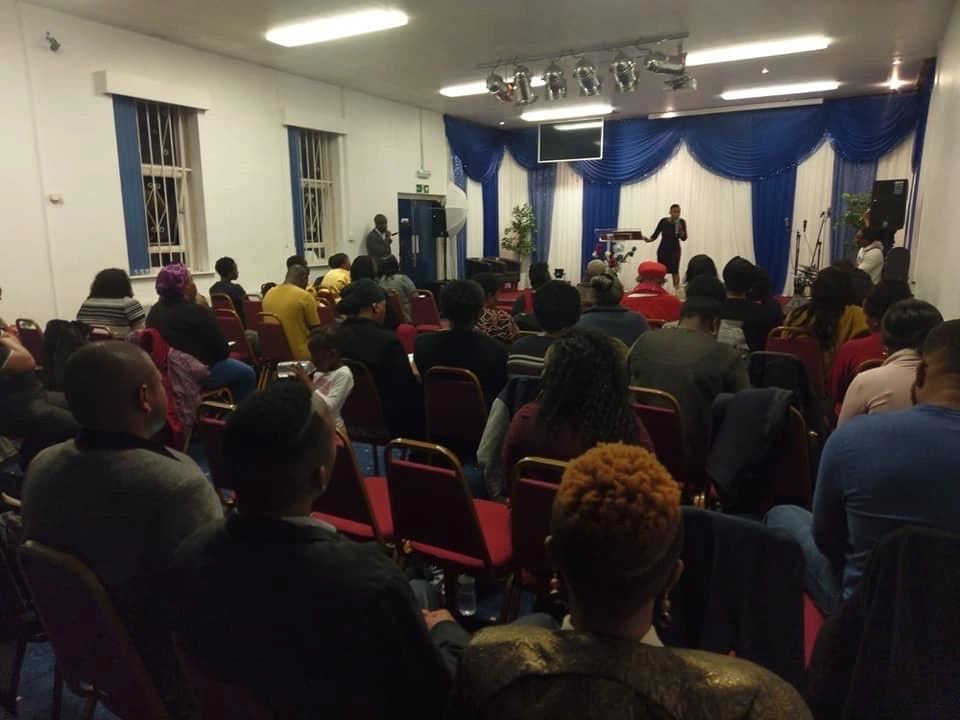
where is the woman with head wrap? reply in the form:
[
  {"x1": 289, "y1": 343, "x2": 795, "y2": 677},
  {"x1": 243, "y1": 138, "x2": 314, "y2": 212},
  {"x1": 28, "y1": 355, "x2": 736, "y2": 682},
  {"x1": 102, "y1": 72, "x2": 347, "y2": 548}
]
[
  {"x1": 146, "y1": 263, "x2": 256, "y2": 401},
  {"x1": 450, "y1": 443, "x2": 811, "y2": 719}
]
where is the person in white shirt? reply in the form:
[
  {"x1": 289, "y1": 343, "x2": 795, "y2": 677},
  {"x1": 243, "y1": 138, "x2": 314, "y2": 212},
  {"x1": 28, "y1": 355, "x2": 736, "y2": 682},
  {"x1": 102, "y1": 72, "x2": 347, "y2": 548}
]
[
  {"x1": 855, "y1": 227, "x2": 886, "y2": 285},
  {"x1": 838, "y1": 299, "x2": 943, "y2": 425},
  {"x1": 293, "y1": 325, "x2": 354, "y2": 432}
]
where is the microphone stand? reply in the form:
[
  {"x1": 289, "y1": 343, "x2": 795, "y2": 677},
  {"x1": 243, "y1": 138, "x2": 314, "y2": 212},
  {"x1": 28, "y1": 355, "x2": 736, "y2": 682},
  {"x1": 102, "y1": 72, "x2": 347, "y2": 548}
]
[
  {"x1": 792, "y1": 227, "x2": 804, "y2": 297},
  {"x1": 810, "y1": 210, "x2": 828, "y2": 270}
]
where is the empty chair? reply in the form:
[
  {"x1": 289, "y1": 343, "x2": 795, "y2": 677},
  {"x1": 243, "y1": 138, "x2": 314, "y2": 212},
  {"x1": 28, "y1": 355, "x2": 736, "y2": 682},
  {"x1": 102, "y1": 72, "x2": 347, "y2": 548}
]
[
  {"x1": 340, "y1": 360, "x2": 391, "y2": 473},
  {"x1": 311, "y1": 431, "x2": 393, "y2": 544},
  {"x1": 410, "y1": 289, "x2": 442, "y2": 332},
  {"x1": 216, "y1": 308, "x2": 257, "y2": 367},
  {"x1": 18, "y1": 541, "x2": 169, "y2": 720},
  {"x1": 253, "y1": 312, "x2": 294, "y2": 389},
  {"x1": 629, "y1": 386, "x2": 689, "y2": 496},
  {"x1": 14, "y1": 319, "x2": 44, "y2": 368},
  {"x1": 424, "y1": 366, "x2": 488, "y2": 458},
  {"x1": 766, "y1": 326, "x2": 826, "y2": 398}
]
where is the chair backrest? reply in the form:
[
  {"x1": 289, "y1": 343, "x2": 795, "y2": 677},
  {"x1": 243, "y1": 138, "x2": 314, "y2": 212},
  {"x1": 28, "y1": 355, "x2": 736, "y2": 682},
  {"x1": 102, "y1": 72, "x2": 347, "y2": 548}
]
[
  {"x1": 424, "y1": 366, "x2": 488, "y2": 453},
  {"x1": 764, "y1": 407, "x2": 814, "y2": 510},
  {"x1": 854, "y1": 357, "x2": 884, "y2": 376},
  {"x1": 341, "y1": 360, "x2": 391, "y2": 445},
  {"x1": 511, "y1": 458, "x2": 567, "y2": 579},
  {"x1": 18, "y1": 541, "x2": 169, "y2": 719},
  {"x1": 315, "y1": 287, "x2": 337, "y2": 305},
  {"x1": 631, "y1": 403, "x2": 686, "y2": 484},
  {"x1": 385, "y1": 289, "x2": 405, "y2": 324},
  {"x1": 196, "y1": 401, "x2": 235, "y2": 490},
  {"x1": 311, "y1": 431, "x2": 383, "y2": 543},
  {"x1": 410, "y1": 289, "x2": 441, "y2": 327},
  {"x1": 254, "y1": 312, "x2": 294, "y2": 364},
  {"x1": 748, "y1": 350, "x2": 825, "y2": 438},
  {"x1": 630, "y1": 386, "x2": 682, "y2": 416},
  {"x1": 210, "y1": 293, "x2": 235, "y2": 313},
  {"x1": 766, "y1": 327, "x2": 826, "y2": 396},
  {"x1": 242, "y1": 295, "x2": 263, "y2": 323},
  {"x1": 316, "y1": 299, "x2": 336, "y2": 327},
  {"x1": 87, "y1": 325, "x2": 115, "y2": 342},
  {"x1": 216, "y1": 309, "x2": 255, "y2": 365},
  {"x1": 14, "y1": 319, "x2": 44, "y2": 366},
  {"x1": 385, "y1": 439, "x2": 492, "y2": 569}
]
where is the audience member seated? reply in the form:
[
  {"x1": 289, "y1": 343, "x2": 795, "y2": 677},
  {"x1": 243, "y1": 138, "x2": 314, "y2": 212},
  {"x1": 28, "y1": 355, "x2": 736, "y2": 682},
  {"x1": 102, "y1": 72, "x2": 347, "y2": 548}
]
[
  {"x1": 622, "y1": 261, "x2": 682, "y2": 322},
  {"x1": 628, "y1": 275, "x2": 750, "y2": 474},
  {"x1": 169, "y1": 382, "x2": 457, "y2": 719},
  {"x1": 376, "y1": 254, "x2": 416, "y2": 323},
  {"x1": 512, "y1": 261, "x2": 551, "y2": 330},
  {"x1": 838, "y1": 299, "x2": 942, "y2": 425},
  {"x1": 507, "y1": 281, "x2": 581, "y2": 377},
  {"x1": 665, "y1": 275, "x2": 748, "y2": 354},
  {"x1": 76, "y1": 268, "x2": 146, "y2": 338},
  {"x1": 22, "y1": 342, "x2": 222, "y2": 716},
  {"x1": 683, "y1": 254, "x2": 719, "y2": 289},
  {"x1": 473, "y1": 272, "x2": 519, "y2": 344},
  {"x1": 719, "y1": 257, "x2": 783, "y2": 352},
  {"x1": 208, "y1": 256, "x2": 249, "y2": 323},
  {"x1": 351, "y1": 255, "x2": 400, "y2": 328},
  {"x1": 0, "y1": 323, "x2": 77, "y2": 469},
  {"x1": 856, "y1": 227, "x2": 886, "y2": 285},
  {"x1": 262, "y1": 264, "x2": 322, "y2": 361},
  {"x1": 318, "y1": 252, "x2": 352, "y2": 300},
  {"x1": 449, "y1": 443, "x2": 811, "y2": 719},
  {"x1": 576, "y1": 259, "x2": 609, "y2": 307},
  {"x1": 290, "y1": 325, "x2": 354, "y2": 432},
  {"x1": 286, "y1": 254, "x2": 316, "y2": 297},
  {"x1": 502, "y1": 328, "x2": 652, "y2": 475},
  {"x1": 767, "y1": 320, "x2": 960, "y2": 614},
  {"x1": 576, "y1": 273, "x2": 649, "y2": 348},
  {"x1": 338, "y1": 279, "x2": 423, "y2": 437},
  {"x1": 414, "y1": 280, "x2": 507, "y2": 409},
  {"x1": 830, "y1": 280, "x2": 912, "y2": 404},
  {"x1": 785, "y1": 267, "x2": 869, "y2": 373},
  {"x1": 260, "y1": 281, "x2": 276, "y2": 297},
  {"x1": 146, "y1": 264, "x2": 256, "y2": 401}
]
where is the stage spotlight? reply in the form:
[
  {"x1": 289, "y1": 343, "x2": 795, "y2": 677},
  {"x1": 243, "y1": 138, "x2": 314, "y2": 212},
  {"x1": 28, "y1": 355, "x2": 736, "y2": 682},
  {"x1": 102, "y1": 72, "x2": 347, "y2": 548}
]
[
  {"x1": 542, "y1": 62, "x2": 567, "y2": 101},
  {"x1": 611, "y1": 50, "x2": 639, "y2": 92},
  {"x1": 645, "y1": 51, "x2": 687, "y2": 76},
  {"x1": 486, "y1": 72, "x2": 515, "y2": 103},
  {"x1": 513, "y1": 65, "x2": 537, "y2": 105},
  {"x1": 574, "y1": 56, "x2": 602, "y2": 96}
]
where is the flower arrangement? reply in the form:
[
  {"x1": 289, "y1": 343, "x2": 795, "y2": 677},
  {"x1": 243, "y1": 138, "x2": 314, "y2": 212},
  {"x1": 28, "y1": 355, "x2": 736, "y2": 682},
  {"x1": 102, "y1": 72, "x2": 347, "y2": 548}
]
[
  {"x1": 501, "y1": 203, "x2": 536, "y2": 258},
  {"x1": 593, "y1": 241, "x2": 637, "y2": 270}
]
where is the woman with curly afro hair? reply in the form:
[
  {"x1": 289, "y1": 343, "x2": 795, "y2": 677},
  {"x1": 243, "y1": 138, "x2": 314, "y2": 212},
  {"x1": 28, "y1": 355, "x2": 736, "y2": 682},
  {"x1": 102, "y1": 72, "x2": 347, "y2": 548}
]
[
  {"x1": 450, "y1": 443, "x2": 811, "y2": 719},
  {"x1": 500, "y1": 327, "x2": 652, "y2": 484}
]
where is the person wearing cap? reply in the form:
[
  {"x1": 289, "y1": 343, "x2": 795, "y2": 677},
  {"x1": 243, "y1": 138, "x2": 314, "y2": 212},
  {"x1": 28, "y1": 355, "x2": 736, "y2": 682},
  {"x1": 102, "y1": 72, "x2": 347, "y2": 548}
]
[
  {"x1": 338, "y1": 279, "x2": 423, "y2": 438},
  {"x1": 622, "y1": 262, "x2": 682, "y2": 323},
  {"x1": 146, "y1": 263, "x2": 256, "y2": 401},
  {"x1": 719, "y1": 257, "x2": 784, "y2": 353},
  {"x1": 628, "y1": 275, "x2": 750, "y2": 473}
]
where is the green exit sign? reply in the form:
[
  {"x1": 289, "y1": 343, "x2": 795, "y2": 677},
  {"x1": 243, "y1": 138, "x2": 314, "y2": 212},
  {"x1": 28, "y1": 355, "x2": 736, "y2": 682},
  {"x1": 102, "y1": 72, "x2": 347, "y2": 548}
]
[{"x1": 415, "y1": 184, "x2": 430, "y2": 194}]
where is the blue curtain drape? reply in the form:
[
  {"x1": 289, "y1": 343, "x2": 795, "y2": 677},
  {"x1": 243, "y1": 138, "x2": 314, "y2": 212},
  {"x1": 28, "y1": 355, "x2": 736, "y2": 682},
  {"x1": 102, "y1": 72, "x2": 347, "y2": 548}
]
[
  {"x1": 528, "y1": 164, "x2": 556, "y2": 262},
  {"x1": 112, "y1": 96, "x2": 150, "y2": 276},
  {"x1": 830, "y1": 157, "x2": 878, "y2": 262},
  {"x1": 287, "y1": 127, "x2": 305, "y2": 256},
  {"x1": 451, "y1": 153, "x2": 467, "y2": 277},
  {"x1": 481, "y1": 177, "x2": 500, "y2": 257},
  {"x1": 582, "y1": 181, "x2": 621, "y2": 271},
  {"x1": 445, "y1": 91, "x2": 922, "y2": 286},
  {"x1": 752, "y1": 170, "x2": 798, "y2": 286}
]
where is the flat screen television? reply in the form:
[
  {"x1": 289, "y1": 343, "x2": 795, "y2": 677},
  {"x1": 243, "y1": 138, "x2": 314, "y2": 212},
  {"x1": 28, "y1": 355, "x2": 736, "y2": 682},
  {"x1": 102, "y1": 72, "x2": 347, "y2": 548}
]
[{"x1": 538, "y1": 119, "x2": 604, "y2": 162}]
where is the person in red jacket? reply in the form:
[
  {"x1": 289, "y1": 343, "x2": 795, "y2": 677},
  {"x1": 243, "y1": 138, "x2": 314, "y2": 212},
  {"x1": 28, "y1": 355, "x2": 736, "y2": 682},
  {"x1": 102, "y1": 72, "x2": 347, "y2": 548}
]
[{"x1": 622, "y1": 261, "x2": 682, "y2": 323}]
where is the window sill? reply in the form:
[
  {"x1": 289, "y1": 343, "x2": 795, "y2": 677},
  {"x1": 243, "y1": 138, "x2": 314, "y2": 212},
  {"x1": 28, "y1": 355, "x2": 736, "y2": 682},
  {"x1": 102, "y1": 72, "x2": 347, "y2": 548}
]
[{"x1": 130, "y1": 270, "x2": 215, "y2": 280}]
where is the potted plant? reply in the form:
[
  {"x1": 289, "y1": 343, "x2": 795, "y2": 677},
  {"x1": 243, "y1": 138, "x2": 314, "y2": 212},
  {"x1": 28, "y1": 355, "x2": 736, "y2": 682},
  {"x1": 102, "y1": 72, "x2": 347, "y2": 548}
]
[
  {"x1": 840, "y1": 191, "x2": 872, "y2": 259},
  {"x1": 501, "y1": 203, "x2": 536, "y2": 285}
]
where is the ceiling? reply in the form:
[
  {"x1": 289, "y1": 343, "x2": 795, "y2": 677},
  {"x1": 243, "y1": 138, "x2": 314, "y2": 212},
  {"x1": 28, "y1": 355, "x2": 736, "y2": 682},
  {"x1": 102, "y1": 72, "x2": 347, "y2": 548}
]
[{"x1": 28, "y1": 0, "x2": 952, "y2": 127}]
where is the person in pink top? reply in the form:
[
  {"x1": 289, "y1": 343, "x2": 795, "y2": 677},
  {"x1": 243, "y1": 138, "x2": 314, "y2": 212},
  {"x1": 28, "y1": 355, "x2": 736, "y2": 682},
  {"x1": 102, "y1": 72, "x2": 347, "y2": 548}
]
[
  {"x1": 622, "y1": 261, "x2": 682, "y2": 323},
  {"x1": 838, "y1": 299, "x2": 943, "y2": 425}
]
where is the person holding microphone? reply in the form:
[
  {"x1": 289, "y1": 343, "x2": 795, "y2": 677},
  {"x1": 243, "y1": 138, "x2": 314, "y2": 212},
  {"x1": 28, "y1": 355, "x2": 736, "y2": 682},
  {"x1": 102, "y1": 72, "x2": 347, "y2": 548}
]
[{"x1": 646, "y1": 203, "x2": 688, "y2": 290}]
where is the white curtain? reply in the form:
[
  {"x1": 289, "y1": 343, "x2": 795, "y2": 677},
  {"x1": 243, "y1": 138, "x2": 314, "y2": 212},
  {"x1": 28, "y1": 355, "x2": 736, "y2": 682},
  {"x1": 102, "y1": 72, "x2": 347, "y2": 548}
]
[
  {"x1": 465, "y1": 178, "x2": 484, "y2": 259},
  {"x1": 497, "y1": 150, "x2": 530, "y2": 243},
  {"x1": 617, "y1": 143, "x2": 753, "y2": 292},
  {"x1": 876, "y1": 132, "x2": 915, "y2": 248},
  {"x1": 788, "y1": 139, "x2": 836, "y2": 293},
  {"x1": 548, "y1": 162, "x2": 584, "y2": 282}
]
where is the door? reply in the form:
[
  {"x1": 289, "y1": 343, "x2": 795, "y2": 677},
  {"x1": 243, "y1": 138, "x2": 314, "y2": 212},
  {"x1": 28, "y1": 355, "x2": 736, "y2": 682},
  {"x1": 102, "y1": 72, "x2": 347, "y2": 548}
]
[{"x1": 398, "y1": 197, "x2": 443, "y2": 288}]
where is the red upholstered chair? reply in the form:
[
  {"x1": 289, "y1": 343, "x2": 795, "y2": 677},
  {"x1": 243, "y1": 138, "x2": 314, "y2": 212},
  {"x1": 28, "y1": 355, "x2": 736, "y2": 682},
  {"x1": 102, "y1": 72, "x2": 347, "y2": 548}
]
[
  {"x1": 18, "y1": 541, "x2": 169, "y2": 720},
  {"x1": 242, "y1": 295, "x2": 263, "y2": 324},
  {"x1": 315, "y1": 287, "x2": 337, "y2": 306},
  {"x1": 767, "y1": 327, "x2": 826, "y2": 398},
  {"x1": 316, "y1": 298, "x2": 336, "y2": 327},
  {"x1": 312, "y1": 430, "x2": 394, "y2": 544},
  {"x1": 385, "y1": 289, "x2": 406, "y2": 325},
  {"x1": 216, "y1": 308, "x2": 258, "y2": 367},
  {"x1": 341, "y1": 360, "x2": 391, "y2": 474},
  {"x1": 410, "y1": 289, "x2": 443, "y2": 332},
  {"x1": 424, "y1": 366, "x2": 488, "y2": 457},
  {"x1": 196, "y1": 401, "x2": 235, "y2": 493},
  {"x1": 385, "y1": 439, "x2": 512, "y2": 584},
  {"x1": 763, "y1": 406, "x2": 816, "y2": 512},
  {"x1": 176, "y1": 641, "x2": 274, "y2": 720},
  {"x1": 629, "y1": 386, "x2": 689, "y2": 495},
  {"x1": 211, "y1": 293, "x2": 235, "y2": 314},
  {"x1": 254, "y1": 312, "x2": 294, "y2": 389},
  {"x1": 14, "y1": 319, "x2": 44, "y2": 368},
  {"x1": 395, "y1": 323, "x2": 416, "y2": 354}
]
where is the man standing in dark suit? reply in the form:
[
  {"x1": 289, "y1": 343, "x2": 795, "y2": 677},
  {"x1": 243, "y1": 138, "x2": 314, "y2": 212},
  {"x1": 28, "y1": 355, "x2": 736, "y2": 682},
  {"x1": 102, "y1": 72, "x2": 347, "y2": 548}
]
[
  {"x1": 169, "y1": 381, "x2": 463, "y2": 718},
  {"x1": 365, "y1": 213, "x2": 393, "y2": 261}
]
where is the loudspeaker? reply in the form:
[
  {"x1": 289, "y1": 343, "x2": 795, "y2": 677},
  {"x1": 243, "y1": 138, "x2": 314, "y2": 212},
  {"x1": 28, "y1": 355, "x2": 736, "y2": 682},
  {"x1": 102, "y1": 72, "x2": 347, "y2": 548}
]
[
  {"x1": 431, "y1": 207, "x2": 448, "y2": 238},
  {"x1": 870, "y1": 179, "x2": 909, "y2": 231}
]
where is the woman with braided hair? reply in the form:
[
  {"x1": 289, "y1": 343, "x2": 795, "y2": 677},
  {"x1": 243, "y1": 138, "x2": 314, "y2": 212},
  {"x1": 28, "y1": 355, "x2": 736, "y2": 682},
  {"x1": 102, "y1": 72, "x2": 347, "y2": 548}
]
[
  {"x1": 500, "y1": 327, "x2": 652, "y2": 482},
  {"x1": 450, "y1": 443, "x2": 811, "y2": 719}
]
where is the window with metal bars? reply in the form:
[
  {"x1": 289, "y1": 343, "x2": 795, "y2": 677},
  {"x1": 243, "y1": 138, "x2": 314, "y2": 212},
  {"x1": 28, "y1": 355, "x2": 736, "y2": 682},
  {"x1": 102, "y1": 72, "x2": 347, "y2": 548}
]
[{"x1": 295, "y1": 129, "x2": 337, "y2": 263}]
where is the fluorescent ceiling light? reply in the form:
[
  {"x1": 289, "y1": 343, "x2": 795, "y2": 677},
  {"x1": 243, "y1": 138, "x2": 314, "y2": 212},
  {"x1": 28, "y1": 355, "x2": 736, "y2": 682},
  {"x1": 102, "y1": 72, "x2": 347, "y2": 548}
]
[
  {"x1": 650, "y1": 98, "x2": 823, "y2": 119},
  {"x1": 266, "y1": 9, "x2": 409, "y2": 47},
  {"x1": 440, "y1": 77, "x2": 545, "y2": 98},
  {"x1": 721, "y1": 80, "x2": 839, "y2": 101},
  {"x1": 686, "y1": 35, "x2": 830, "y2": 67},
  {"x1": 552, "y1": 120, "x2": 604, "y2": 131},
  {"x1": 521, "y1": 104, "x2": 613, "y2": 122},
  {"x1": 658, "y1": 111, "x2": 678, "y2": 119}
]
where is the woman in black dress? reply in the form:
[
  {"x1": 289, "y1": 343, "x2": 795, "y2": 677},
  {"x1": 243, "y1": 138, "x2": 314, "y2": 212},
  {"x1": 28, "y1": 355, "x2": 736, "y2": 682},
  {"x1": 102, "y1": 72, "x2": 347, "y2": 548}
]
[{"x1": 647, "y1": 203, "x2": 688, "y2": 289}]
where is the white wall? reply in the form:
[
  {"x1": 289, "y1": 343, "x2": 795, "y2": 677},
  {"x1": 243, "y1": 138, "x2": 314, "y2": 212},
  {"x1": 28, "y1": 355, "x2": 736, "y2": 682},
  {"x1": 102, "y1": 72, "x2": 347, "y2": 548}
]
[
  {"x1": 914, "y1": 0, "x2": 960, "y2": 320},
  {"x1": 0, "y1": 0, "x2": 448, "y2": 324}
]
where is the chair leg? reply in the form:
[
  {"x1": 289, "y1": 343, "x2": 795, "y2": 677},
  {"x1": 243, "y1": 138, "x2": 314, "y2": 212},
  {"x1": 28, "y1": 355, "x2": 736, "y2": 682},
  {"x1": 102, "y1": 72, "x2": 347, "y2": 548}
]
[{"x1": 499, "y1": 572, "x2": 518, "y2": 624}]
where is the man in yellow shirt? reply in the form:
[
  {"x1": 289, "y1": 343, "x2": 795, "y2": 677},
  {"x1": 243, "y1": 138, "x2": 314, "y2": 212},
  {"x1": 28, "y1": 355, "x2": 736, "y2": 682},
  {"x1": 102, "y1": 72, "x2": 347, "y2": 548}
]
[
  {"x1": 319, "y1": 254, "x2": 352, "y2": 300},
  {"x1": 262, "y1": 265, "x2": 322, "y2": 360}
]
